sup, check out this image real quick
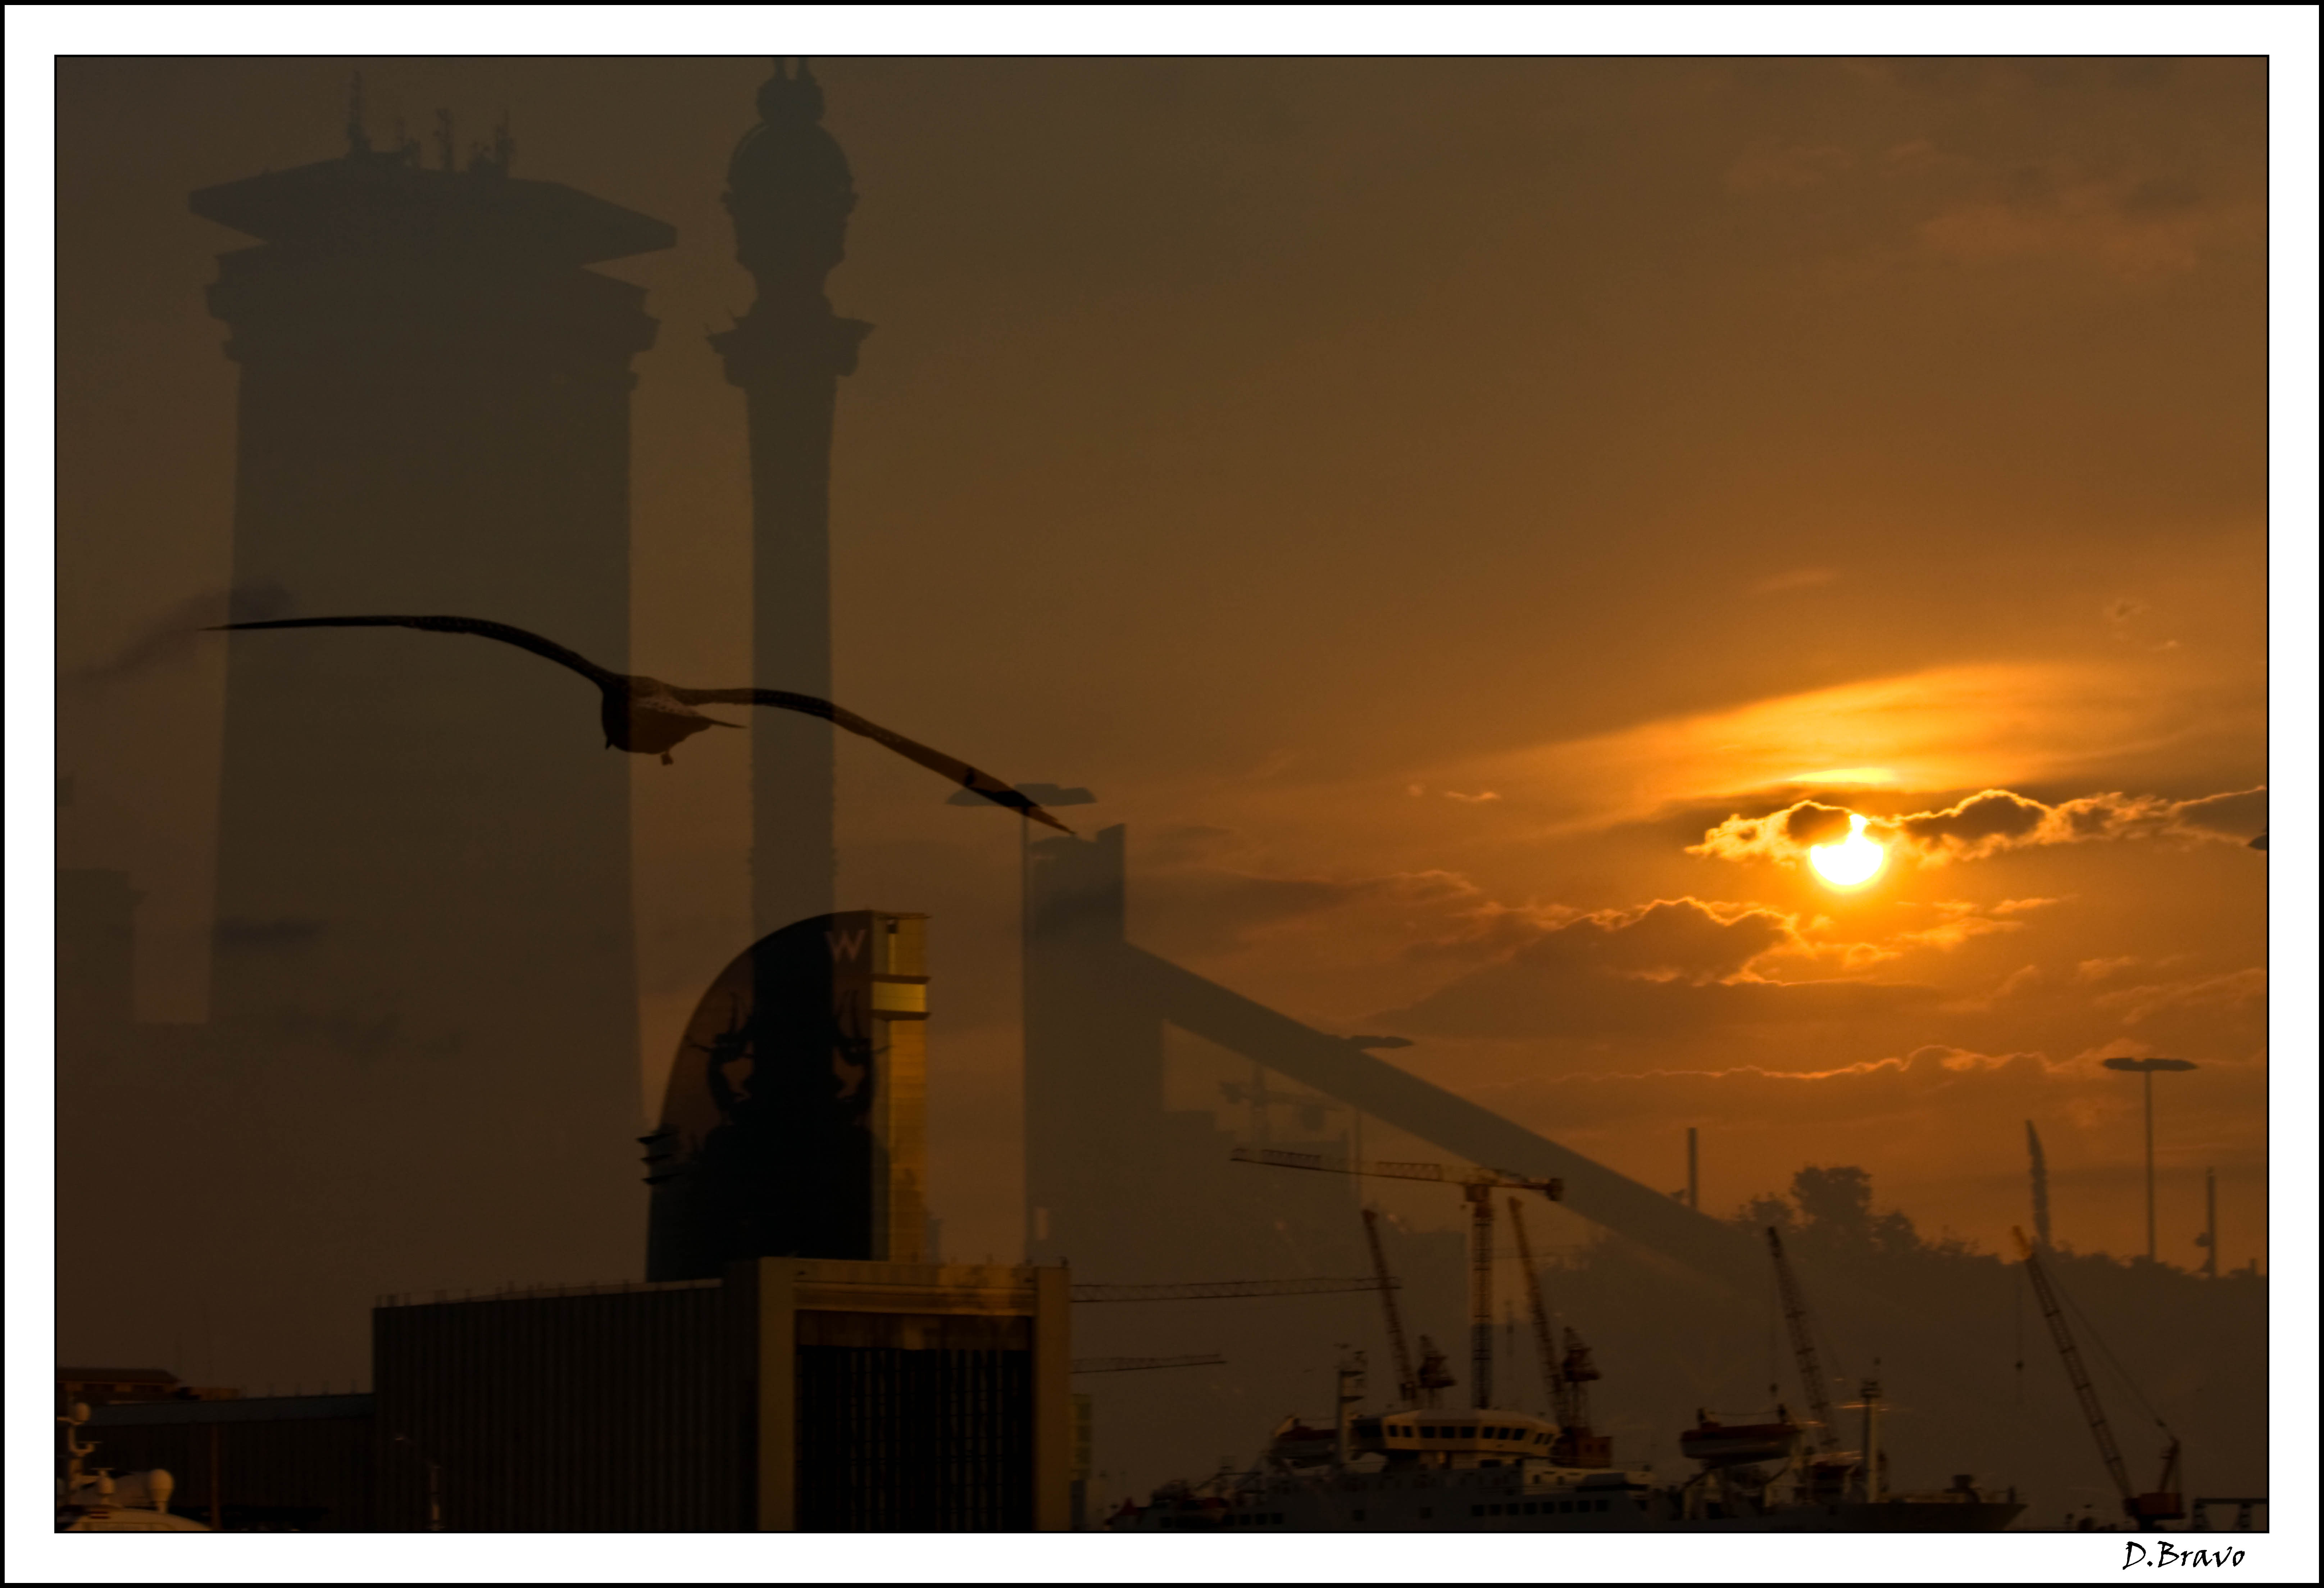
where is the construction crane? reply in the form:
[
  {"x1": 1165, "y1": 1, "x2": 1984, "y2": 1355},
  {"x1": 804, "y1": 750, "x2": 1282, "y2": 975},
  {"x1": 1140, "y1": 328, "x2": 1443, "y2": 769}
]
[
  {"x1": 1414, "y1": 1335, "x2": 1457, "y2": 1403},
  {"x1": 1360, "y1": 1208, "x2": 1419, "y2": 1406},
  {"x1": 2013, "y1": 1228, "x2": 2184, "y2": 1529},
  {"x1": 1557, "y1": 1328, "x2": 1602, "y2": 1434},
  {"x1": 1232, "y1": 1145, "x2": 1563, "y2": 1410},
  {"x1": 1507, "y1": 1196, "x2": 1564, "y2": 1414},
  {"x1": 2025, "y1": 1120, "x2": 2054, "y2": 1248},
  {"x1": 1069, "y1": 1276, "x2": 1395, "y2": 1304},
  {"x1": 1220, "y1": 1068, "x2": 1345, "y2": 1143},
  {"x1": 1507, "y1": 1197, "x2": 1613, "y2": 1465},
  {"x1": 1071, "y1": 1355, "x2": 1227, "y2": 1374},
  {"x1": 1766, "y1": 1226, "x2": 1842, "y2": 1458}
]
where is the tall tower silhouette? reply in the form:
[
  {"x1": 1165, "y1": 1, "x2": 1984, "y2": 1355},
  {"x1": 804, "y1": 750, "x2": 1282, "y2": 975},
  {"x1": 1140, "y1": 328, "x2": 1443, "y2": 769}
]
[
  {"x1": 197, "y1": 118, "x2": 673, "y2": 1298},
  {"x1": 713, "y1": 60, "x2": 871, "y2": 936}
]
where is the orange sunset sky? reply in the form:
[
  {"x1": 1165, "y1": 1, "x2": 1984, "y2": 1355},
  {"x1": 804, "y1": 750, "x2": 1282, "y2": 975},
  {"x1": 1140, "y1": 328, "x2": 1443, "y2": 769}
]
[{"x1": 40, "y1": 46, "x2": 2303, "y2": 1292}]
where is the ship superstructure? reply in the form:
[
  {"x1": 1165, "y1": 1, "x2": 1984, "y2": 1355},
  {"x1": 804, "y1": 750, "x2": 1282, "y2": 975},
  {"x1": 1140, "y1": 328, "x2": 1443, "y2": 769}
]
[{"x1": 1112, "y1": 1207, "x2": 2025, "y2": 1533}]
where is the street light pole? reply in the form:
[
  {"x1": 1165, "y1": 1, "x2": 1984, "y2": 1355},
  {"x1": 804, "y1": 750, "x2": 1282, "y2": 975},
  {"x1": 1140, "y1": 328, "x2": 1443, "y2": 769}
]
[
  {"x1": 2143, "y1": 1068, "x2": 2155, "y2": 1261},
  {"x1": 2101, "y1": 1056, "x2": 2198, "y2": 1265}
]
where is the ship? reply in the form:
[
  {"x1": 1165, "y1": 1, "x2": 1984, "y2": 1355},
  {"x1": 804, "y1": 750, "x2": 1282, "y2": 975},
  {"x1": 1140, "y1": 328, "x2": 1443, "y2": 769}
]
[
  {"x1": 1108, "y1": 1347, "x2": 2025, "y2": 1532},
  {"x1": 1108, "y1": 1158, "x2": 2024, "y2": 1532},
  {"x1": 56, "y1": 1399, "x2": 210, "y2": 1533}
]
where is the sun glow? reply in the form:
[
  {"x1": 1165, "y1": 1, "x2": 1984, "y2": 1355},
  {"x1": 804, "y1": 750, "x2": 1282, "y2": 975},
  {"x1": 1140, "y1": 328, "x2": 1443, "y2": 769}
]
[{"x1": 1809, "y1": 812, "x2": 1887, "y2": 887}]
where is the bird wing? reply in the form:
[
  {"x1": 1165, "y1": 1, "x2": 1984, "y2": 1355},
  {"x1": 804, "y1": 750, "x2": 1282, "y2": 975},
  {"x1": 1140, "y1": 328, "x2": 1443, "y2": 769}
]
[
  {"x1": 210, "y1": 615, "x2": 622, "y2": 688},
  {"x1": 673, "y1": 685, "x2": 1075, "y2": 834}
]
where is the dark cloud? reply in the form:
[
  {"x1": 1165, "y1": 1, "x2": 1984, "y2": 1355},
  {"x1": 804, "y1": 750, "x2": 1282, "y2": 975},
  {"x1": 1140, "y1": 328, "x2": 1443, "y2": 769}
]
[
  {"x1": 1373, "y1": 898, "x2": 1934, "y2": 1039},
  {"x1": 1132, "y1": 834, "x2": 1481, "y2": 958},
  {"x1": 1781, "y1": 802, "x2": 1855, "y2": 847},
  {"x1": 1692, "y1": 785, "x2": 2268, "y2": 869},
  {"x1": 1143, "y1": 823, "x2": 1242, "y2": 867},
  {"x1": 1513, "y1": 1045, "x2": 2074, "y2": 1131},
  {"x1": 1897, "y1": 789, "x2": 2047, "y2": 851},
  {"x1": 1395, "y1": 900, "x2": 1570, "y2": 967},
  {"x1": 2164, "y1": 786, "x2": 2268, "y2": 844},
  {"x1": 1866, "y1": 57, "x2": 2186, "y2": 99},
  {"x1": 1583, "y1": 898, "x2": 1791, "y2": 981},
  {"x1": 2094, "y1": 966, "x2": 2265, "y2": 1026}
]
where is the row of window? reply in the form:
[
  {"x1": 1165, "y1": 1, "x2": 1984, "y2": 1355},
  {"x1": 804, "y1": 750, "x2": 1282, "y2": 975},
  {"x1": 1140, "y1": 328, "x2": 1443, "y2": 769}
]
[
  {"x1": 1472, "y1": 1498, "x2": 1611, "y2": 1517},
  {"x1": 1229, "y1": 1512, "x2": 1284, "y2": 1526},
  {"x1": 1387, "y1": 1425, "x2": 1548, "y2": 1443}
]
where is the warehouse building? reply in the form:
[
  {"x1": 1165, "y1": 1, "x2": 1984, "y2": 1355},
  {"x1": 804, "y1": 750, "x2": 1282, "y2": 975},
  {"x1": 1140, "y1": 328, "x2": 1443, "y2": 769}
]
[{"x1": 82, "y1": 1260, "x2": 1068, "y2": 1531}]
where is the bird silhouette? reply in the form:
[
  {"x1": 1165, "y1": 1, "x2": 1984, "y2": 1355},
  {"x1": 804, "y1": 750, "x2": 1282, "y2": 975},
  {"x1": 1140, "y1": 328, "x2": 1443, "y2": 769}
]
[{"x1": 212, "y1": 614, "x2": 1075, "y2": 833}]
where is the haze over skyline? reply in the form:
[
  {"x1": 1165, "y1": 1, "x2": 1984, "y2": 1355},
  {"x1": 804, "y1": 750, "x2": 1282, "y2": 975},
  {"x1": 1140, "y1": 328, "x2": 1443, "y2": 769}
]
[{"x1": 37, "y1": 45, "x2": 2303, "y2": 1356}]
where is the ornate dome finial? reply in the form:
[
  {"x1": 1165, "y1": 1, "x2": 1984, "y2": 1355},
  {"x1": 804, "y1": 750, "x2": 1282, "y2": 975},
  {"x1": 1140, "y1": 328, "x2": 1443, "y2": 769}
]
[
  {"x1": 727, "y1": 57, "x2": 855, "y2": 311},
  {"x1": 754, "y1": 57, "x2": 827, "y2": 127}
]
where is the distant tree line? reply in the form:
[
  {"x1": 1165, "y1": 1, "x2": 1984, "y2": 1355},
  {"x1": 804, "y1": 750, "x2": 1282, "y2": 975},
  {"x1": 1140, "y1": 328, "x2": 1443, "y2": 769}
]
[{"x1": 1726, "y1": 1164, "x2": 2262, "y2": 1286}]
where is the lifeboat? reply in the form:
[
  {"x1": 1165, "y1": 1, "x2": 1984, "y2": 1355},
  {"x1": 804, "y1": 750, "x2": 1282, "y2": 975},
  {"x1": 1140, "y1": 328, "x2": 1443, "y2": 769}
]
[
  {"x1": 1266, "y1": 1416, "x2": 1340, "y2": 1468},
  {"x1": 1679, "y1": 1417, "x2": 1801, "y2": 1468}
]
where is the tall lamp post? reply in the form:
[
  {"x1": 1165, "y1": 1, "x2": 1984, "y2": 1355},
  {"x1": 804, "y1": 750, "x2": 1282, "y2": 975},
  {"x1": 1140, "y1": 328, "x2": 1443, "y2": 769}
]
[{"x1": 2100, "y1": 1056, "x2": 2198, "y2": 1262}]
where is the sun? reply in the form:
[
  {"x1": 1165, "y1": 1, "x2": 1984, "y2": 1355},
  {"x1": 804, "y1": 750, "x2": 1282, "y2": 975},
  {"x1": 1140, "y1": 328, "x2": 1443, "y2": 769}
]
[{"x1": 1809, "y1": 812, "x2": 1887, "y2": 888}]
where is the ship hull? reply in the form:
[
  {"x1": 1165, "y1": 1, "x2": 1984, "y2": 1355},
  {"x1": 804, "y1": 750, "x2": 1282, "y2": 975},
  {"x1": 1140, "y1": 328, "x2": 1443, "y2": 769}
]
[{"x1": 1120, "y1": 1476, "x2": 2024, "y2": 1533}]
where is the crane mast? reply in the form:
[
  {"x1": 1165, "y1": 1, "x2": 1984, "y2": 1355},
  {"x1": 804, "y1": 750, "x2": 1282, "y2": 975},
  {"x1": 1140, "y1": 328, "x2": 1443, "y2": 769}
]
[
  {"x1": 1507, "y1": 1195, "x2": 1564, "y2": 1419},
  {"x1": 2013, "y1": 1228, "x2": 2183, "y2": 1528},
  {"x1": 1360, "y1": 1207, "x2": 1419, "y2": 1406},
  {"x1": 1766, "y1": 1226, "x2": 1842, "y2": 1455},
  {"x1": 1466, "y1": 1185, "x2": 1494, "y2": 1408},
  {"x1": 1232, "y1": 1145, "x2": 1561, "y2": 1415},
  {"x1": 1506, "y1": 1197, "x2": 1612, "y2": 1466},
  {"x1": 1558, "y1": 1327, "x2": 1600, "y2": 1433}
]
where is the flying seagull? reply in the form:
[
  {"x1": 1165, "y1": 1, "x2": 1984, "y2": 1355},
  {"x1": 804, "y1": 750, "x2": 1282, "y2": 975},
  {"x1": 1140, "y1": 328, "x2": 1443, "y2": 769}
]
[{"x1": 212, "y1": 614, "x2": 1075, "y2": 834}]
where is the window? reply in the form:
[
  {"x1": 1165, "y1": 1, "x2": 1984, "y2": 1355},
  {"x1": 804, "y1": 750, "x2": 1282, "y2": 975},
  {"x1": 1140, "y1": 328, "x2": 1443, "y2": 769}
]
[
  {"x1": 1524, "y1": 1501, "x2": 1539, "y2": 1515},
  {"x1": 1595, "y1": 1499, "x2": 1609, "y2": 1512},
  {"x1": 1471, "y1": 1504, "x2": 1484, "y2": 1517}
]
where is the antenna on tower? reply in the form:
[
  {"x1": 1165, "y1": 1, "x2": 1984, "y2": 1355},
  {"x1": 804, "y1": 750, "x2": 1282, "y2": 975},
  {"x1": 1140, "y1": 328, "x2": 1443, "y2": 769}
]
[
  {"x1": 493, "y1": 112, "x2": 515, "y2": 173},
  {"x1": 433, "y1": 108, "x2": 455, "y2": 172},
  {"x1": 2025, "y1": 1120, "x2": 2052, "y2": 1248},
  {"x1": 345, "y1": 71, "x2": 370, "y2": 156}
]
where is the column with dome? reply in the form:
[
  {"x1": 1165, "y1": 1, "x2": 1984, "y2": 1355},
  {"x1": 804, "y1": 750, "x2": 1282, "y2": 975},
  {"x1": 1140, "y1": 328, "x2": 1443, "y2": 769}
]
[{"x1": 713, "y1": 60, "x2": 873, "y2": 936}]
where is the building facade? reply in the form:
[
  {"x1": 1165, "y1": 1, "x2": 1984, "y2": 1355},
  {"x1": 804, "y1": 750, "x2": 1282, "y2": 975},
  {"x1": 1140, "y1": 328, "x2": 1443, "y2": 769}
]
[{"x1": 195, "y1": 128, "x2": 670, "y2": 1297}]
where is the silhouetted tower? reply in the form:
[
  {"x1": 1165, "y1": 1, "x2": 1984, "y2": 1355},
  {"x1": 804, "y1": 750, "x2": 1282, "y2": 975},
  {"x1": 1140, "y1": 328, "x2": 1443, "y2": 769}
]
[
  {"x1": 197, "y1": 113, "x2": 672, "y2": 1284},
  {"x1": 1024, "y1": 827, "x2": 1166, "y2": 1267},
  {"x1": 713, "y1": 60, "x2": 873, "y2": 936}
]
